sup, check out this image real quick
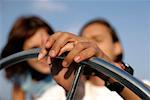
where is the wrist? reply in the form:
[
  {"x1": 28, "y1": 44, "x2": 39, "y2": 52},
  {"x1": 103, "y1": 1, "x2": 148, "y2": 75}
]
[
  {"x1": 106, "y1": 82, "x2": 125, "y2": 93},
  {"x1": 106, "y1": 61, "x2": 134, "y2": 93}
]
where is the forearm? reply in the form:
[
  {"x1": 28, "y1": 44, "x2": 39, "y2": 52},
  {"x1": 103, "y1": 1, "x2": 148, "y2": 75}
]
[
  {"x1": 120, "y1": 87, "x2": 140, "y2": 100},
  {"x1": 108, "y1": 62, "x2": 140, "y2": 100},
  {"x1": 12, "y1": 84, "x2": 25, "y2": 100}
]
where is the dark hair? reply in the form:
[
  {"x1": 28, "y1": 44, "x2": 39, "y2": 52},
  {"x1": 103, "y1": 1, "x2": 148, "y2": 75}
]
[
  {"x1": 79, "y1": 18, "x2": 123, "y2": 62},
  {"x1": 1, "y1": 16, "x2": 54, "y2": 79}
]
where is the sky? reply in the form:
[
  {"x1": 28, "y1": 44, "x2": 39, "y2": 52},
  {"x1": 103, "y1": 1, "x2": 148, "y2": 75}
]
[{"x1": 0, "y1": 0, "x2": 150, "y2": 99}]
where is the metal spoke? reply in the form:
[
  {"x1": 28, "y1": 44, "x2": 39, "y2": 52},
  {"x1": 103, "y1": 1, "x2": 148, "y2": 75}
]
[{"x1": 67, "y1": 65, "x2": 84, "y2": 100}]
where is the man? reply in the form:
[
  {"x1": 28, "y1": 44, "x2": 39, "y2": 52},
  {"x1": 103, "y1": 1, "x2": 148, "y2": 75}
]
[{"x1": 38, "y1": 19, "x2": 140, "y2": 100}]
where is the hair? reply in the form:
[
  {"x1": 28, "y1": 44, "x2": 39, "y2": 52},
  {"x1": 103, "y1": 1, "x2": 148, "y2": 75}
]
[
  {"x1": 1, "y1": 16, "x2": 54, "y2": 79},
  {"x1": 79, "y1": 18, "x2": 123, "y2": 62}
]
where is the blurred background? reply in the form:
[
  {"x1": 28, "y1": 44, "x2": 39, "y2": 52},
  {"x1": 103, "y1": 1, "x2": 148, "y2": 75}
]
[{"x1": 0, "y1": 0, "x2": 149, "y2": 100}]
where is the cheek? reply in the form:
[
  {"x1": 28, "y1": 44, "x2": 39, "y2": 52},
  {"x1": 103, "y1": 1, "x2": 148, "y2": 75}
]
[
  {"x1": 27, "y1": 59, "x2": 39, "y2": 69},
  {"x1": 97, "y1": 43, "x2": 115, "y2": 59},
  {"x1": 27, "y1": 59, "x2": 50, "y2": 74}
]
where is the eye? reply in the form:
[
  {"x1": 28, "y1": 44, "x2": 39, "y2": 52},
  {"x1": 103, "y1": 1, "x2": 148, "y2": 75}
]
[
  {"x1": 92, "y1": 37, "x2": 103, "y2": 43},
  {"x1": 95, "y1": 38, "x2": 103, "y2": 43}
]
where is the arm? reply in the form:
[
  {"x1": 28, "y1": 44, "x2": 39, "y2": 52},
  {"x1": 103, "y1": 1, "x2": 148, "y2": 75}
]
[
  {"x1": 38, "y1": 32, "x2": 141, "y2": 99},
  {"x1": 107, "y1": 62, "x2": 140, "y2": 100},
  {"x1": 12, "y1": 83, "x2": 25, "y2": 100},
  {"x1": 38, "y1": 32, "x2": 109, "y2": 91},
  {"x1": 120, "y1": 87, "x2": 140, "y2": 100}
]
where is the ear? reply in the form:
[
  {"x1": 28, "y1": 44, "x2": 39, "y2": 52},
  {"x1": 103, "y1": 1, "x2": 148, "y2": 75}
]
[{"x1": 113, "y1": 42, "x2": 123, "y2": 56}]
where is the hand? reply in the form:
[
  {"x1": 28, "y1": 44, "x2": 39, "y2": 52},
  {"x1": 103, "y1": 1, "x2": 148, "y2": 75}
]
[
  {"x1": 38, "y1": 32, "x2": 111, "y2": 90},
  {"x1": 38, "y1": 32, "x2": 110, "y2": 66}
]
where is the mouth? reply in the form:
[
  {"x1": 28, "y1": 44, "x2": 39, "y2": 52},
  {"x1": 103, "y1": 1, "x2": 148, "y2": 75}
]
[{"x1": 38, "y1": 62, "x2": 50, "y2": 68}]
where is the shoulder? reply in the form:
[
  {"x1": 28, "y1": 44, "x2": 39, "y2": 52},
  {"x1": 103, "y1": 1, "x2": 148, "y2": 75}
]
[
  {"x1": 36, "y1": 84, "x2": 66, "y2": 100},
  {"x1": 84, "y1": 81, "x2": 123, "y2": 100}
]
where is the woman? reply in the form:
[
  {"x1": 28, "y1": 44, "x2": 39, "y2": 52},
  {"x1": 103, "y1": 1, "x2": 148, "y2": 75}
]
[{"x1": 1, "y1": 16, "x2": 65, "y2": 100}]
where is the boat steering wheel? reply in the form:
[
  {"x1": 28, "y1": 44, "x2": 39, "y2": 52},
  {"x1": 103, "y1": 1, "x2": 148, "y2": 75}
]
[{"x1": 0, "y1": 48, "x2": 150, "y2": 100}]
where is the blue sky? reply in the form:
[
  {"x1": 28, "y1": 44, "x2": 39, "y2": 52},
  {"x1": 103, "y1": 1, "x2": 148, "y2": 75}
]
[{"x1": 0, "y1": 0, "x2": 150, "y2": 99}]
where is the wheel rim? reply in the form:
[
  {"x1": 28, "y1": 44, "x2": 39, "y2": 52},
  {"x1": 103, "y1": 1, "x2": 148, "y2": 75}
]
[{"x1": 0, "y1": 48, "x2": 150, "y2": 99}]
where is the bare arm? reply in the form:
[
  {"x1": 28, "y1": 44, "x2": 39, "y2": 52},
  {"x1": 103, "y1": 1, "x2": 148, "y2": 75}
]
[
  {"x1": 38, "y1": 32, "x2": 141, "y2": 99},
  {"x1": 108, "y1": 63, "x2": 141, "y2": 100},
  {"x1": 12, "y1": 83, "x2": 25, "y2": 100},
  {"x1": 120, "y1": 87, "x2": 140, "y2": 100}
]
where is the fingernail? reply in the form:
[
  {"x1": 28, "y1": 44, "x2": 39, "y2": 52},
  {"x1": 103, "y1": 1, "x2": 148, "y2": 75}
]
[
  {"x1": 74, "y1": 56, "x2": 80, "y2": 62},
  {"x1": 62, "y1": 61, "x2": 68, "y2": 67},
  {"x1": 46, "y1": 41, "x2": 50, "y2": 47},
  {"x1": 47, "y1": 56, "x2": 51, "y2": 64},
  {"x1": 38, "y1": 53, "x2": 44, "y2": 60},
  {"x1": 49, "y1": 50, "x2": 55, "y2": 57},
  {"x1": 58, "y1": 51, "x2": 62, "y2": 56}
]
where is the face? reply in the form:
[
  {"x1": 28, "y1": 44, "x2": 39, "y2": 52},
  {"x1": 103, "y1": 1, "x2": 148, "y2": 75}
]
[
  {"x1": 81, "y1": 23, "x2": 121, "y2": 61},
  {"x1": 23, "y1": 28, "x2": 50, "y2": 74}
]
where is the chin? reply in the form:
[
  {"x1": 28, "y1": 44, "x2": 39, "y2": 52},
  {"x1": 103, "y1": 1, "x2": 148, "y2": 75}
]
[
  {"x1": 41, "y1": 70, "x2": 50, "y2": 74},
  {"x1": 34, "y1": 65, "x2": 50, "y2": 74},
  {"x1": 38, "y1": 67, "x2": 50, "y2": 74}
]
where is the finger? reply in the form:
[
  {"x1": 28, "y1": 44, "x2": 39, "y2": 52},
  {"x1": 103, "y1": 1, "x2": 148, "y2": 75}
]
[
  {"x1": 45, "y1": 32, "x2": 62, "y2": 49},
  {"x1": 44, "y1": 32, "x2": 62, "y2": 58},
  {"x1": 38, "y1": 48, "x2": 47, "y2": 60},
  {"x1": 49, "y1": 33, "x2": 69, "y2": 57},
  {"x1": 62, "y1": 42, "x2": 90, "y2": 67},
  {"x1": 53, "y1": 68, "x2": 74, "y2": 91},
  {"x1": 51, "y1": 58, "x2": 64, "y2": 76},
  {"x1": 38, "y1": 34, "x2": 49, "y2": 60},
  {"x1": 64, "y1": 61, "x2": 79, "y2": 79},
  {"x1": 49, "y1": 32, "x2": 75, "y2": 57},
  {"x1": 47, "y1": 56, "x2": 51, "y2": 64},
  {"x1": 74, "y1": 46, "x2": 98, "y2": 63},
  {"x1": 58, "y1": 42, "x2": 74, "y2": 56}
]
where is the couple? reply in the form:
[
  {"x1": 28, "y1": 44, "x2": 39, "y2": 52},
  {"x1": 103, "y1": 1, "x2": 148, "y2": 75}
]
[{"x1": 1, "y1": 16, "x2": 139, "y2": 100}]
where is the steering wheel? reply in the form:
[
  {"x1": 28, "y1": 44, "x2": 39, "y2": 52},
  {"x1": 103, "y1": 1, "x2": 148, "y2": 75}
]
[{"x1": 0, "y1": 48, "x2": 150, "y2": 100}]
